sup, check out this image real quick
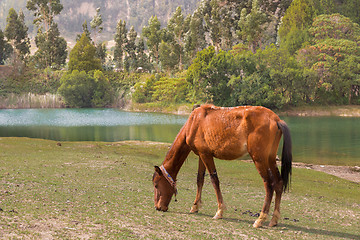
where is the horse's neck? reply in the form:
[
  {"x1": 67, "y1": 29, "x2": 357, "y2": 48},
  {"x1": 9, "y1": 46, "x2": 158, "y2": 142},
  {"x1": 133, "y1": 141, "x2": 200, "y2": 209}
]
[{"x1": 162, "y1": 129, "x2": 191, "y2": 179}]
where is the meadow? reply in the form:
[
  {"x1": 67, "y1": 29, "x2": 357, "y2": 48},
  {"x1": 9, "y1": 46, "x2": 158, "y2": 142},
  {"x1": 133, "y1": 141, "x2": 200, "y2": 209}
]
[{"x1": 0, "y1": 137, "x2": 359, "y2": 239}]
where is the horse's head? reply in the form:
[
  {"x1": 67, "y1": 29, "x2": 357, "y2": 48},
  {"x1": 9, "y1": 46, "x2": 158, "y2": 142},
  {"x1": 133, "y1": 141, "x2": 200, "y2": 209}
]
[{"x1": 153, "y1": 166, "x2": 176, "y2": 212}]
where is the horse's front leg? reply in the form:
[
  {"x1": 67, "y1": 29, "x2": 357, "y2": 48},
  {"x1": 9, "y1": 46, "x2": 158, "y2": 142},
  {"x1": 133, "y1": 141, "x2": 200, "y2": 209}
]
[
  {"x1": 200, "y1": 153, "x2": 226, "y2": 219},
  {"x1": 190, "y1": 158, "x2": 206, "y2": 213}
]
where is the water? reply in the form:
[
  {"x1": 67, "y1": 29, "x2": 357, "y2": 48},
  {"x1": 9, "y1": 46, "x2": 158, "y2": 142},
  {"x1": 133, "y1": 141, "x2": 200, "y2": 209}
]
[
  {"x1": 0, "y1": 109, "x2": 359, "y2": 166},
  {"x1": 0, "y1": 109, "x2": 187, "y2": 143}
]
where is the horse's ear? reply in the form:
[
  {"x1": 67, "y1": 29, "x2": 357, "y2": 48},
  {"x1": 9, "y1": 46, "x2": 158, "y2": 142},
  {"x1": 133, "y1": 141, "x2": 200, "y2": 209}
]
[{"x1": 154, "y1": 166, "x2": 162, "y2": 175}]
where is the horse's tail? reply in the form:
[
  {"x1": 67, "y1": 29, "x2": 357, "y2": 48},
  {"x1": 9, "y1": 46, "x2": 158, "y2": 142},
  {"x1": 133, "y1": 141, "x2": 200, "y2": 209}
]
[{"x1": 277, "y1": 120, "x2": 292, "y2": 192}]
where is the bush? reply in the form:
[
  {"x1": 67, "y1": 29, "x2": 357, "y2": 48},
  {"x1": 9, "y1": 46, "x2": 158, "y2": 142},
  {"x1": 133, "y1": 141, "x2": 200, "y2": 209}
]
[{"x1": 58, "y1": 70, "x2": 113, "y2": 108}]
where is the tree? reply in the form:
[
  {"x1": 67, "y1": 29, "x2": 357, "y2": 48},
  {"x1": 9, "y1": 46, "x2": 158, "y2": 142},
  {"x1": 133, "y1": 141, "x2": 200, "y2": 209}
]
[
  {"x1": 168, "y1": 6, "x2": 187, "y2": 70},
  {"x1": 184, "y1": 9, "x2": 206, "y2": 60},
  {"x1": 124, "y1": 26, "x2": 137, "y2": 72},
  {"x1": 0, "y1": 29, "x2": 12, "y2": 64},
  {"x1": 68, "y1": 33, "x2": 102, "y2": 72},
  {"x1": 299, "y1": 14, "x2": 360, "y2": 104},
  {"x1": 159, "y1": 40, "x2": 179, "y2": 72},
  {"x1": 278, "y1": 0, "x2": 316, "y2": 54},
  {"x1": 76, "y1": 20, "x2": 92, "y2": 42},
  {"x1": 136, "y1": 37, "x2": 150, "y2": 71},
  {"x1": 142, "y1": 16, "x2": 162, "y2": 65},
  {"x1": 237, "y1": 0, "x2": 268, "y2": 53},
  {"x1": 26, "y1": 0, "x2": 63, "y2": 31},
  {"x1": 90, "y1": 7, "x2": 103, "y2": 44},
  {"x1": 4, "y1": 8, "x2": 30, "y2": 62},
  {"x1": 114, "y1": 19, "x2": 127, "y2": 69},
  {"x1": 203, "y1": 0, "x2": 222, "y2": 51},
  {"x1": 27, "y1": 0, "x2": 67, "y2": 69},
  {"x1": 34, "y1": 23, "x2": 67, "y2": 69},
  {"x1": 58, "y1": 70, "x2": 113, "y2": 108}
]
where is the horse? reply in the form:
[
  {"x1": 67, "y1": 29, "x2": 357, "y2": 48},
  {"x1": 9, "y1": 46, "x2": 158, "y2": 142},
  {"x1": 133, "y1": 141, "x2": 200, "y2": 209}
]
[{"x1": 152, "y1": 104, "x2": 292, "y2": 228}]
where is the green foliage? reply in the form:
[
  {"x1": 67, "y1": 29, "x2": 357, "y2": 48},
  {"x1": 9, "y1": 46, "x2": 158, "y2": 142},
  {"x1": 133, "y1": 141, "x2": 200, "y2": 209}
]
[
  {"x1": 299, "y1": 14, "x2": 360, "y2": 104},
  {"x1": 142, "y1": 16, "x2": 163, "y2": 64},
  {"x1": 279, "y1": 0, "x2": 316, "y2": 53},
  {"x1": 4, "y1": 8, "x2": 30, "y2": 62},
  {"x1": 90, "y1": 7, "x2": 103, "y2": 44},
  {"x1": 152, "y1": 76, "x2": 189, "y2": 103},
  {"x1": 58, "y1": 70, "x2": 113, "y2": 108},
  {"x1": 237, "y1": 0, "x2": 268, "y2": 53},
  {"x1": 0, "y1": 29, "x2": 12, "y2": 64},
  {"x1": 33, "y1": 23, "x2": 67, "y2": 69},
  {"x1": 114, "y1": 19, "x2": 127, "y2": 69},
  {"x1": 132, "y1": 74, "x2": 158, "y2": 103},
  {"x1": 68, "y1": 33, "x2": 102, "y2": 73}
]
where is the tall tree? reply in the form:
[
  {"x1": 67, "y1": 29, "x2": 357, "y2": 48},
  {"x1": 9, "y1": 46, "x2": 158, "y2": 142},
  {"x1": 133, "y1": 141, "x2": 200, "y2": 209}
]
[
  {"x1": 90, "y1": 7, "x2": 103, "y2": 44},
  {"x1": 135, "y1": 37, "x2": 150, "y2": 71},
  {"x1": 114, "y1": 19, "x2": 127, "y2": 69},
  {"x1": 4, "y1": 8, "x2": 30, "y2": 62},
  {"x1": 278, "y1": 0, "x2": 316, "y2": 54},
  {"x1": 0, "y1": 29, "x2": 12, "y2": 64},
  {"x1": 203, "y1": 0, "x2": 222, "y2": 51},
  {"x1": 124, "y1": 26, "x2": 137, "y2": 71},
  {"x1": 27, "y1": 0, "x2": 67, "y2": 69},
  {"x1": 76, "y1": 20, "x2": 92, "y2": 42},
  {"x1": 237, "y1": 0, "x2": 268, "y2": 53},
  {"x1": 184, "y1": 9, "x2": 206, "y2": 60},
  {"x1": 68, "y1": 33, "x2": 101, "y2": 72},
  {"x1": 168, "y1": 6, "x2": 187, "y2": 70},
  {"x1": 142, "y1": 16, "x2": 162, "y2": 65}
]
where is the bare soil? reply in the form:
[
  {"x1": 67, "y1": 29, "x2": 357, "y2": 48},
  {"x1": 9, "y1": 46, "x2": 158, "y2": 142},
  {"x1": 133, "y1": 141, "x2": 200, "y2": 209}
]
[{"x1": 292, "y1": 162, "x2": 360, "y2": 183}]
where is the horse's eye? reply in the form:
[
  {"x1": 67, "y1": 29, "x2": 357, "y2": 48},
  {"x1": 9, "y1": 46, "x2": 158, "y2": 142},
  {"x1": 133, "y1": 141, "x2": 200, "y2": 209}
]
[{"x1": 155, "y1": 184, "x2": 158, "y2": 188}]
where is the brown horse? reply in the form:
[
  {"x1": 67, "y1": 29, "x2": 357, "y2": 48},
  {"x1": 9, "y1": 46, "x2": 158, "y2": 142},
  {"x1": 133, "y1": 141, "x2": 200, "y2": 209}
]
[{"x1": 152, "y1": 104, "x2": 292, "y2": 228}]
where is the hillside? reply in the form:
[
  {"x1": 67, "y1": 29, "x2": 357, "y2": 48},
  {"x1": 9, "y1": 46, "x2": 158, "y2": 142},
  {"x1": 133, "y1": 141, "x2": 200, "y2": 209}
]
[{"x1": 0, "y1": 0, "x2": 200, "y2": 41}]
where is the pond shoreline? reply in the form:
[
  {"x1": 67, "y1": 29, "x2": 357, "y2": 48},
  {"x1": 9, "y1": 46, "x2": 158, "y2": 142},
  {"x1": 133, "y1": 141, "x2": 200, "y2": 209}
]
[{"x1": 1, "y1": 92, "x2": 360, "y2": 117}]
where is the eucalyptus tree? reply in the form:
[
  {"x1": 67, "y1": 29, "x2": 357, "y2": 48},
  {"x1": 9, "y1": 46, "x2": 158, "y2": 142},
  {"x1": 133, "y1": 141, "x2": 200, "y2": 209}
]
[
  {"x1": 0, "y1": 29, "x2": 12, "y2": 64},
  {"x1": 237, "y1": 0, "x2": 268, "y2": 53},
  {"x1": 90, "y1": 7, "x2": 103, "y2": 44},
  {"x1": 27, "y1": 0, "x2": 67, "y2": 69},
  {"x1": 114, "y1": 19, "x2": 127, "y2": 69},
  {"x1": 184, "y1": 8, "x2": 206, "y2": 60},
  {"x1": 4, "y1": 8, "x2": 30, "y2": 63},
  {"x1": 167, "y1": 6, "x2": 188, "y2": 70},
  {"x1": 124, "y1": 26, "x2": 137, "y2": 72},
  {"x1": 142, "y1": 15, "x2": 162, "y2": 66}
]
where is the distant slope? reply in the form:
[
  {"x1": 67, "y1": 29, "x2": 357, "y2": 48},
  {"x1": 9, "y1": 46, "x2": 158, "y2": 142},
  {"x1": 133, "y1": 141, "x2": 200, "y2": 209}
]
[{"x1": 0, "y1": 0, "x2": 200, "y2": 41}]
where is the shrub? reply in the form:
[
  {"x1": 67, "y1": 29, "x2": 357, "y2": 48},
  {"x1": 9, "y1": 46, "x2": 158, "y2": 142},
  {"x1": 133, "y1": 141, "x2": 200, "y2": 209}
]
[{"x1": 58, "y1": 70, "x2": 113, "y2": 108}]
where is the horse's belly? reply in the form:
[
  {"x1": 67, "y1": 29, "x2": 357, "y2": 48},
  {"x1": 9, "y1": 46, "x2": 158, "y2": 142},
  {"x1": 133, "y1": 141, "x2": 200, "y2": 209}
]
[{"x1": 212, "y1": 141, "x2": 248, "y2": 160}]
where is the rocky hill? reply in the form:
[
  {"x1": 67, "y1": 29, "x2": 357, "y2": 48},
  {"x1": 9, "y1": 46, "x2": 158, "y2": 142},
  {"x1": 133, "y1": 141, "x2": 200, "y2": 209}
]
[{"x1": 0, "y1": 0, "x2": 200, "y2": 41}]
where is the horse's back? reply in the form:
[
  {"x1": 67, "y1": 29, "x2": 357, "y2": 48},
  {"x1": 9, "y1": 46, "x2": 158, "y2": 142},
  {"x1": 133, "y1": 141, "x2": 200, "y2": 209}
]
[{"x1": 185, "y1": 105, "x2": 280, "y2": 160}]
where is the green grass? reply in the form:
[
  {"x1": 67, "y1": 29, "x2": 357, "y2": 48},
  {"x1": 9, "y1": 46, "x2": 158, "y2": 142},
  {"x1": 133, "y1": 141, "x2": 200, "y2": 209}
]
[{"x1": 0, "y1": 137, "x2": 359, "y2": 239}]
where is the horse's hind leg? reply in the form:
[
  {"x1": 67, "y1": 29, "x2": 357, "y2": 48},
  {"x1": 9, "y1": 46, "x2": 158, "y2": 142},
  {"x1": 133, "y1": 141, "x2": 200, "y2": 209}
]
[
  {"x1": 269, "y1": 166, "x2": 283, "y2": 227},
  {"x1": 190, "y1": 158, "x2": 206, "y2": 213},
  {"x1": 252, "y1": 161, "x2": 275, "y2": 228}
]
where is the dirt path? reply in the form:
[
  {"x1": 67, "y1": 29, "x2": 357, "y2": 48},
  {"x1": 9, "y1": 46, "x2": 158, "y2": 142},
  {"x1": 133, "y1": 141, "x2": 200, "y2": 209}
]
[{"x1": 292, "y1": 162, "x2": 360, "y2": 183}]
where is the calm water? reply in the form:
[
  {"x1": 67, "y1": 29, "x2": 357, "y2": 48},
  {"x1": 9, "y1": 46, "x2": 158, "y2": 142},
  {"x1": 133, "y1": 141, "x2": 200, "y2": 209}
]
[{"x1": 0, "y1": 109, "x2": 359, "y2": 166}]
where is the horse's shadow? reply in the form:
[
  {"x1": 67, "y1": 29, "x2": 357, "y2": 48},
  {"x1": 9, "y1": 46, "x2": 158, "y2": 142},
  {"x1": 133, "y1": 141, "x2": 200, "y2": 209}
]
[{"x1": 173, "y1": 211, "x2": 359, "y2": 239}]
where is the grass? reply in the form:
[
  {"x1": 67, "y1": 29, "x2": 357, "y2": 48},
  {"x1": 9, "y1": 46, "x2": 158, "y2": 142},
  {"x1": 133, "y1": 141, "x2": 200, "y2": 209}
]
[{"x1": 0, "y1": 137, "x2": 359, "y2": 239}]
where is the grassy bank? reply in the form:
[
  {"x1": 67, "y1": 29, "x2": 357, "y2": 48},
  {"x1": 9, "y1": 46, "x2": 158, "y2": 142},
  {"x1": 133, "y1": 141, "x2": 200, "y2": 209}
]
[{"x1": 0, "y1": 138, "x2": 359, "y2": 239}]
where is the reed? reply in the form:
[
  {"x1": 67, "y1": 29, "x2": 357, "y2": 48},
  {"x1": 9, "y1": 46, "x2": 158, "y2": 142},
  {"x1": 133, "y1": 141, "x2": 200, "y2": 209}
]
[{"x1": 0, "y1": 93, "x2": 64, "y2": 109}]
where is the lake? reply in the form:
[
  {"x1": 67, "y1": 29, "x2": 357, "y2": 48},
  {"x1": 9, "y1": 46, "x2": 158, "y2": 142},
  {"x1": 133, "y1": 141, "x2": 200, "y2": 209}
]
[{"x1": 0, "y1": 108, "x2": 359, "y2": 166}]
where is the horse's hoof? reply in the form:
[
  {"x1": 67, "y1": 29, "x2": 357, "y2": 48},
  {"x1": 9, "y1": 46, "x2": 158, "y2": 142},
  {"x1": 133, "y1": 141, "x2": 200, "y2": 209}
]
[
  {"x1": 269, "y1": 210, "x2": 280, "y2": 227},
  {"x1": 189, "y1": 208, "x2": 198, "y2": 214},
  {"x1": 268, "y1": 221, "x2": 278, "y2": 227},
  {"x1": 190, "y1": 204, "x2": 200, "y2": 213},
  {"x1": 253, "y1": 212, "x2": 268, "y2": 228},
  {"x1": 212, "y1": 214, "x2": 222, "y2": 219},
  {"x1": 212, "y1": 211, "x2": 223, "y2": 219},
  {"x1": 253, "y1": 220, "x2": 262, "y2": 228}
]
